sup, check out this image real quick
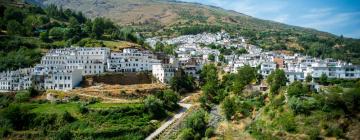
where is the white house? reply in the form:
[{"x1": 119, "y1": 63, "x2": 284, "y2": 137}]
[
  {"x1": 40, "y1": 47, "x2": 110, "y2": 76},
  {"x1": 152, "y1": 63, "x2": 177, "y2": 84},
  {"x1": 107, "y1": 48, "x2": 160, "y2": 72},
  {"x1": 0, "y1": 68, "x2": 32, "y2": 92}
]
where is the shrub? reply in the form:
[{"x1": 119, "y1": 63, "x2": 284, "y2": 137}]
[
  {"x1": 144, "y1": 95, "x2": 166, "y2": 119},
  {"x1": 55, "y1": 128, "x2": 73, "y2": 140},
  {"x1": 287, "y1": 81, "x2": 308, "y2": 97},
  {"x1": 1, "y1": 104, "x2": 33, "y2": 130},
  {"x1": 177, "y1": 128, "x2": 194, "y2": 140},
  {"x1": 79, "y1": 105, "x2": 89, "y2": 114},
  {"x1": 15, "y1": 90, "x2": 31, "y2": 102},
  {"x1": 61, "y1": 111, "x2": 75, "y2": 123},
  {"x1": 185, "y1": 109, "x2": 207, "y2": 135},
  {"x1": 222, "y1": 97, "x2": 236, "y2": 120},
  {"x1": 205, "y1": 127, "x2": 215, "y2": 138}
]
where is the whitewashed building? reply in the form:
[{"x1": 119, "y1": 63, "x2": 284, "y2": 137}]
[
  {"x1": 0, "y1": 68, "x2": 32, "y2": 92},
  {"x1": 260, "y1": 62, "x2": 277, "y2": 77},
  {"x1": 152, "y1": 64, "x2": 177, "y2": 84},
  {"x1": 40, "y1": 47, "x2": 110, "y2": 75},
  {"x1": 107, "y1": 48, "x2": 161, "y2": 72}
]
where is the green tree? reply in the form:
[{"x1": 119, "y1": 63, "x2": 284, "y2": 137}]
[
  {"x1": 208, "y1": 54, "x2": 215, "y2": 61},
  {"x1": 222, "y1": 96, "x2": 236, "y2": 120},
  {"x1": 287, "y1": 81, "x2": 308, "y2": 97},
  {"x1": 185, "y1": 109, "x2": 207, "y2": 135},
  {"x1": 4, "y1": 7, "x2": 24, "y2": 22},
  {"x1": 177, "y1": 128, "x2": 195, "y2": 140},
  {"x1": 267, "y1": 69, "x2": 287, "y2": 94},
  {"x1": 305, "y1": 74, "x2": 312, "y2": 83},
  {"x1": 40, "y1": 31, "x2": 49, "y2": 42},
  {"x1": 319, "y1": 73, "x2": 328, "y2": 85},
  {"x1": 201, "y1": 64, "x2": 223, "y2": 103},
  {"x1": 91, "y1": 17, "x2": 105, "y2": 39},
  {"x1": 219, "y1": 54, "x2": 225, "y2": 62},
  {"x1": 233, "y1": 65, "x2": 257, "y2": 94},
  {"x1": 170, "y1": 69, "x2": 196, "y2": 94},
  {"x1": 144, "y1": 95, "x2": 166, "y2": 119},
  {"x1": 162, "y1": 90, "x2": 180, "y2": 111},
  {"x1": 7, "y1": 20, "x2": 22, "y2": 35},
  {"x1": 49, "y1": 27, "x2": 65, "y2": 39}
]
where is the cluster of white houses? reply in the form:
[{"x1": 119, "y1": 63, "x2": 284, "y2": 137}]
[
  {"x1": 0, "y1": 47, "x2": 178, "y2": 92},
  {"x1": 1, "y1": 32, "x2": 360, "y2": 92},
  {"x1": 224, "y1": 47, "x2": 360, "y2": 83}
]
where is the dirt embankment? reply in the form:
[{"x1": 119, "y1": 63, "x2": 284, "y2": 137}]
[{"x1": 83, "y1": 72, "x2": 154, "y2": 86}]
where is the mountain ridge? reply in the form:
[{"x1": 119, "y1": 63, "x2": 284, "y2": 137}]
[{"x1": 28, "y1": 0, "x2": 333, "y2": 37}]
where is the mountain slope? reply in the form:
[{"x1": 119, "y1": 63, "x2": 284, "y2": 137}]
[
  {"x1": 29, "y1": 0, "x2": 360, "y2": 64},
  {"x1": 32, "y1": 0, "x2": 326, "y2": 34}
]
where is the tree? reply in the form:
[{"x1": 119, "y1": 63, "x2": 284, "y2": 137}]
[
  {"x1": 170, "y1": 69, "x2": 196, "y2": 94},
  {"x1": 7, "y1": 20, "x2": 22, "y2": 35},
  {"x1": 144, "y1": 95, "x2": 166, "y2": 119},
  {"x1": 287, "y1": 81, "x2": 308, "y2": 97},
  {"x1": 162, "y1": 90, "x2": 180, "y2": 111},
  {"x1": 219, "y1": 54, "x2": 225, "y2": 62},
  {"x1": 4, "y1": 7, "x2": 24, "y2": 22},
  {"x1": 233, "y1": 65, "x2": 257, "y2": 94},
  {"x1": 201, "y1": 64, "x2": 223, "y2": 103},
  {"x1": 305, "y1": 74, "x2": 312, "y2": 83},
  {"x1": 177, "y1": 128, "x2": 195, "y2": 140},
  {"x1": 185, "y1": 109, "x2": 207, "y2": 135},
  {"x1": 40, "y1": 31, "x2": 49, "y2": 42},
  {"x1": 319, "y1": 73, "x2": 328, "y2": 85},
  {"x1": 91, "y1": 17, "x2": 105, "y2": 39},
  {"x1": 49, "y1": 27, "x2": 65, "y2": 39},
  {"x1": 222, "y1": 97, "x2": 236, "y2": 120},
  {"x1": 208, "y1": 54, "x2": 215, "y2": 61},
  {"x1": 267, "y1": 69, "x2": 287, "y2": 94}
]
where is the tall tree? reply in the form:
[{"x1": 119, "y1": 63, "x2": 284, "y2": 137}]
[{"x1": 267, "y1": 69, "x2": 287, "y2": 94}]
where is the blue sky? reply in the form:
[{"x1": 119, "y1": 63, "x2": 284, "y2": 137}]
[{"x1": 180, "y1": 0, "x2": 360, "y2": 38}]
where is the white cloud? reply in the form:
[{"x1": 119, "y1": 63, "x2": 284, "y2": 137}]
[
  {"x1": 274, "y1": 14, "x2": 289, "y2": 22},
  {"x1": 302, "y1": 11, "x2": 360, "y2": 29},
  {"x1": 301, "y1": 8, "x2": 333, "y2": 19}
]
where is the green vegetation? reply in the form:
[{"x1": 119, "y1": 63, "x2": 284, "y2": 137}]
[
  {"x1": 243, "y1": 77, "x2": 360, "y2": 139},
  {"x1": 177, "y1": 109, "x2": 210, "y2": 140},
  {"x1": 0, "y1": 2, "x2": 144, "y2": 71},
  {"x1": 267, "y1": 69, "x2": 287, "y2": 94},
  {"x1": 0, "y1": 88, "x2": 181, "y2": 139},
  {"x1": 154, "y1": 41, "x2": 176, "y2": 55},
  {"x1": 170, "y1": 69, "x2": 196, "y2": 94}
]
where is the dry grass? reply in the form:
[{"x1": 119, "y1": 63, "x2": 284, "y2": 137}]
[
  {"x1": 69, "y1": 83, "x2": 166, "y2": 101},
  {"x1": 103, "y1": 40, "x2": 140, "y2": 51}
]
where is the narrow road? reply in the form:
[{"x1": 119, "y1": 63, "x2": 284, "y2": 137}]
[{"x1": 145, "y1": 96, "x2": 193, "y2": 140}]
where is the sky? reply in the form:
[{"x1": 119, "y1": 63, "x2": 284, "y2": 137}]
[{"x1": 180, "y1": 0, "x2": 360, "y2": 38}]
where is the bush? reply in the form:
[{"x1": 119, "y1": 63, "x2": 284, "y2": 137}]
[
  {"x1": 1, "y1": 104, "x2": 33, "y2": 130},
  {"x1": 205, "y1": 127, "x2": 215, "y2": 138},
  {"x1": 15, "y1": 90, "x2": 31, "y2": 102},
  {"x1": 287, "y1": 81, "x2": 308, "y2": 97},
  {"x1": 185, "y1": 109, "x2": 207, "y2": 135},
  {"x1": 222, "y1": 97, "x2": 236, "y2": 120},
  {"x1": 144, "y1": 95, "x2": 166, "y2": 119},
  {"x1": 177, "y1": 128, "x2": 194, "y2": 140},
  {"x1": 79, "y1": 105, "x2": 89, "y2": 114},
  {"x1": 55, "y1": 128, "x2": 73, "y2": 140}
]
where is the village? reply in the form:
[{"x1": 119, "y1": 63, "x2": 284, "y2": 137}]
[{"x1": 1, "y1": 31, "x2": 360, "y2": 93}]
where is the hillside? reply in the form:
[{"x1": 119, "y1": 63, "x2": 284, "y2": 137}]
[
  {"x1": 31, "y1": 0, "x2": 360, "y2": 64},
  {"x1": 0, "y1": 0, "x2": 143, "y2": 72}
]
